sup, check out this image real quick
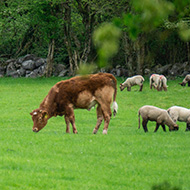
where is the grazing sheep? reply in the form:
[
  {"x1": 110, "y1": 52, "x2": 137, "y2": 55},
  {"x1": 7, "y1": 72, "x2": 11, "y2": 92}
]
[
  {"x1": 150, "y1": 74, "x2": 160, "y2": 90},
  {"x1": 138, "y1": 105, "x2": 179, "y2": 132},
  {"x1": 120, "y1": 75, "x2": 144, "y2": 91},
  {"x1": 158, "y1": 75, "x2": 168, "y2": 91},
  {"x1": 167, "y1": 106, "x2": 190, "y2": 131},
  {"x1": 179, "y1": 74, "x2": 190, "y2": 87},
  {"x1": 150, "y1": 74, "x2": 168, "y2": 91}
]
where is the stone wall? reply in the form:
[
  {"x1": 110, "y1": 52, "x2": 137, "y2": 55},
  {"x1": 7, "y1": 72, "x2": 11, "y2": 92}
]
[
  {"x1": 0, "y1": 54, "x2": 189, "y2": 78},
  {"x1": 0, "y1": 54, "x2": 70, "y2": 78}
]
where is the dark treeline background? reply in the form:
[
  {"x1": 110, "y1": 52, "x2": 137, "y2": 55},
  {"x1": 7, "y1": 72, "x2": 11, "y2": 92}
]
[{"x1": 0, "y1": 0, "x2": 190, "y2": 76}]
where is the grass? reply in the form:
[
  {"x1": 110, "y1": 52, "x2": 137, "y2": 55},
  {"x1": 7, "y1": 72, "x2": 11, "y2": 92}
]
[{"x1": 0, "y1": 76, "x2": 190, "y2": 190}]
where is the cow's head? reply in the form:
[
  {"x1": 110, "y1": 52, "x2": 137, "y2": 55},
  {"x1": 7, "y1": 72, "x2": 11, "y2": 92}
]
[
  {"x1": 120, "y1": 83, "x2": 125, "y2": 91},
  {"x1": 30, "y1": 109, "x2": 49, "y2": 132}
]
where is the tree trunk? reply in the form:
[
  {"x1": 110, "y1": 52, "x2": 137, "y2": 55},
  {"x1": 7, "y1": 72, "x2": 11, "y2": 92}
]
[
  {"x1": 123, "y1": 32, "x2": 133, "y2": 75},
  {"x1": 63, "y1": 2, "x2": 75, "y2": 75},
  {"x1": 136, "y1": 35, "x2": 144, "y2": 75},
  {"x1": 45, "y1": 39, "x2": 55, "y2": 77},
  {"x1": 63, "y1": 0, "x2": 95, "y2": 75},
  {"x1": 187, "y1": 42, "x2": 190, "y2": 66}
]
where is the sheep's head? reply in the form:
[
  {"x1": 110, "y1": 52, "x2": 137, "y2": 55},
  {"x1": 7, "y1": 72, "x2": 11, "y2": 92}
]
[
  {"x1": 169, "y1": 124, "x2": 179, "y2": 131},
  {"x1": 173, "y1": 124, "x2": 179, "y2": 131},
  {"x1": 120, "y1": 83, "x2": 125, "y2": 91},
  {"x1": 179, "y1": 82, "x2": 185, "y2": 86}
]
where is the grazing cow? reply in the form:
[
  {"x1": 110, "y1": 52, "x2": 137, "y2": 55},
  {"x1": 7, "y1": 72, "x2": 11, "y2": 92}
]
[
  {"x1": 30, "y1": 73, "x2": 118, "y2": 134},
  {"x1": 120, "y1": 75, "x2": 144, "y2": 91},
  {"x1": 179, "y1": 74, "x2": 190, "y2": 87}
]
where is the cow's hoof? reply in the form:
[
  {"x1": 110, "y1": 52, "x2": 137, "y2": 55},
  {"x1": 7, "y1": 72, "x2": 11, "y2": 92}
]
[
  {"x1": 103, "y1": 129, "x2": 107, "y2": 135},
  {"x1": 93, "y1": 129, "x2": 98, "y2": 134}
]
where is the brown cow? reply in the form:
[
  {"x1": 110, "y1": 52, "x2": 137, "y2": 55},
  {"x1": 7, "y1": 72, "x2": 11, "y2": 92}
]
[{"x1": 30, "y1": 73, "x2": 118, "y2": 134}]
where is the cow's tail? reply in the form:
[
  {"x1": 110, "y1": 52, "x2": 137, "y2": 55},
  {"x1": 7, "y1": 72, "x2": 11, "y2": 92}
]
[
  {"x1": 112, "y1": 79, "x2": 118, "y2": 117},
  {"x1": 112, "y1": 101, "x2": 118, "y2": 117},
  {"x1": 138, "y1": 110, "x2": 141, "y2": 129}
]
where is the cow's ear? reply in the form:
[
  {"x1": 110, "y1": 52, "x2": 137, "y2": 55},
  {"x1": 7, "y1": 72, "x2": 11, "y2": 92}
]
[
  {"x1": 42, "y1": 111, "x2": 48, "y2": 119},
  {"x1": 30, "y1": 112, "x2": 33, "y2": 116}
]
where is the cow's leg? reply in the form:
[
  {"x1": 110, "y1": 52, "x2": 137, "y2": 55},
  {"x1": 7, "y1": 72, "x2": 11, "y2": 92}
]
[
  {"x1": 100, "y1": 104, "x2": 112, "y2": 135},
  {"x1": 66, "y1": 107, "x2": 78, "y2": 134},
  {"x1": 161, "y1": 124, "x2": 166, "y2": 132},
  {"x1": 142, "y1": 119, "x2": 148, "y2": 132},
  {"x1": 69, "y1": 115, "x2": 78, "y2": 134},
  {"x1": 93, "y1": 104, "x2": 103, "y2": 134},
  {"x1": 154, "y1": 123, "x2": 160, "y2": 132},
  {"x1": 64, "y1": 115, "x2": 70, "y2": 133}
]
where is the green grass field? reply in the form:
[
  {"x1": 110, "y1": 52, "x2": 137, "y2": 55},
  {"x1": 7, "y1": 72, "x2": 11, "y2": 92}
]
[{"x1": 0, "y1": 76, "x2": 190, "y2": 190}]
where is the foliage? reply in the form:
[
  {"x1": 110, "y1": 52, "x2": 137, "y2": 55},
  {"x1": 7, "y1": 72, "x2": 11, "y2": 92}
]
[
  {"x1": 93, "y1": 23, "x2": 121, "y2": 68},
  {"x1": 0, "y1": 0, "x2": 190, "y2": 74},
  {"x1": 0, "y1": 77, "x2": 190, "y2": 189}
]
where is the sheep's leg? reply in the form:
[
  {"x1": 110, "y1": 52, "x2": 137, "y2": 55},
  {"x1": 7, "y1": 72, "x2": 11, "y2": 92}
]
[
  {"x1": 188, "y1": 81, "x2": 190, "y2": 87},
  {"x1": 163, "y1": 85, "x2": 167, "y2": 91},
  {"x1": 185, "y1": 123, "x2": 190, "y2": 131},
  {"x1": 154, "y1": 123, "x2": 160, "y2": 132},
  {"x1": 139, "y1": 84, "x2": 143, "y2": 91},
  {"x1": 161, "y1": 124, "x2": 166, "y2": 132},
  {"x1": 127, "y1": 87, "x2": 131, "y2": 91},
  {"x1": 142, "y1": 119, "x2": 148, "y2": 132}
]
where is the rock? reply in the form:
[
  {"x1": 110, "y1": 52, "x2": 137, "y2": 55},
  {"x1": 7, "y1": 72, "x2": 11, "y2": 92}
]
[
  {"x1": 144, "y1": 68, "x2": 151, "y2": 76},
  {"x1": 6, "y1": 62, "x2": 17, "y2": 77},
  {"x1": 35, "y1": 58, "x2": 46, "y2": 68},
  {"x1": 156, "y1": 64, "x2": 172, "y2": 75},
  {"x1": 26, "y1": 65, "x2": 45, "y2": 78},
  {"x1": 58, "y1": 69, "x2": 69, "y2": 77},
  {"x1": 0, "y1": 66, "x2": 5, "y2": 76},
  {"x1": 17, "y1": 67, "x2": 26, "y2": 77},
  {"x1": 53, "y1": 64, "x2": 65, "y2": 76},
  {"x1": 23, "y1": 54, "x2": 37, "y2": 62},
  {"x1": 22, "y1": 60, "x2": 36, "y2": 70}
]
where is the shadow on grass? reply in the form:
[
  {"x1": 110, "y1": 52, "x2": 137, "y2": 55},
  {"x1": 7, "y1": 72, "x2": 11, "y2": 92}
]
[{"x1": 152, "y1": 181, "x2": 181, "y2": 190}]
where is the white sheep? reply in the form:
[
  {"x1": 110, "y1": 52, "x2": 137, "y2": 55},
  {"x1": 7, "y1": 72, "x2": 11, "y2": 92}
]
[
  {"x1": 120, "y1": 75, "x2": 144, "y2": 91},
  {"x1": 150, "y1": 74, "x2": 168, "y2": 91},
  {"x1": 149, "y1": 74, "x2": 160, "y2": 90},
  {"x1": 167, "y1": 106, "x2": 190, "y2": 131},
  {"x1": 179, "y1": 74, "x2": 190, "y2": 87},
  {"x1": 158, "y1": 75, "x2": 168, "y2": 91},
  {"x1": 138, "y1": 105, "x2": 179, "y2": 132}
]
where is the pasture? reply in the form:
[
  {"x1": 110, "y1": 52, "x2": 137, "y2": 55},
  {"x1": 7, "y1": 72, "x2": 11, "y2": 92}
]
[{"x1": 0, "y1": 76, "x2": 190, "y2": 190}]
